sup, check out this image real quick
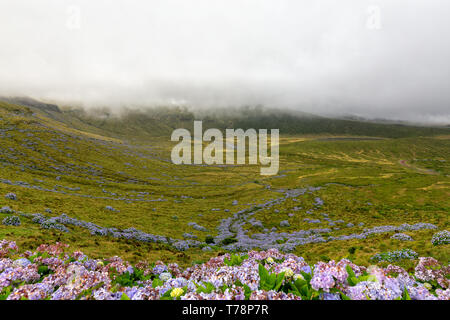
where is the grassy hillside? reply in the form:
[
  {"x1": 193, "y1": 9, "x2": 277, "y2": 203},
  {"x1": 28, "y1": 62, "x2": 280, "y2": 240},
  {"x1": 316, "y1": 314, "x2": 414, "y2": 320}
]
[
  {"x1": 0, "y1": 99, "x2": 448, "y2": 270},
  {"x1": 4, "y1": 97, "x2": 447, "y2": 140},
  {"x1": 67, "y1": 105, "x2": 450, "y2": 139}
]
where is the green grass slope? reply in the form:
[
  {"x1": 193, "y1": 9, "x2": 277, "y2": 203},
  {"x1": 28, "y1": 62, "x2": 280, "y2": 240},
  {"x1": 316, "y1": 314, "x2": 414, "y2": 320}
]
[{"x1": 0, "y1": 100, "x2": 448, "y2": 268}]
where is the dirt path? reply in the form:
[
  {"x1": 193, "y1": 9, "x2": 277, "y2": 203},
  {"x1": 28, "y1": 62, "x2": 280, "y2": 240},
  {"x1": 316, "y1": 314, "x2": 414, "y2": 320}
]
[{"x1": 398, "y1": 160, "x2": 439, "y2": 175}]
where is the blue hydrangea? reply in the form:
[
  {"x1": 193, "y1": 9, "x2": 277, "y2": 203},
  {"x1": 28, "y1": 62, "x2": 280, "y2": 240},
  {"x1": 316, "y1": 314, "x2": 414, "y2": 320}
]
[
  {"x1": 431, "y1": 230, "x2": 450, "y2": 246},
  {"x1": 0, "y1": 206, "x2": 13, "y2": 213},
  {"x1": 390, "y1": 233, "x2": 413, "y2": 241},
  {"x1": 5, "y1": 193, "x2": 17, "y2": 200},
  {"x1": 370, "y1": 248, "x2": 418, "y2": 262},
  {"x1": 280, "y1": 220, "x2": 290, "y2": 227},
  {"x1": 2, "y1": 216, "x2": 21, "y2": 226}
]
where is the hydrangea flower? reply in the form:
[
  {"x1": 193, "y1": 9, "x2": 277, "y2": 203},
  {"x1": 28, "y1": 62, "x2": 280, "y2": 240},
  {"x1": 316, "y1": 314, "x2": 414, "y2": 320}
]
[
  {"x1": 281, "y1": 268, "x2": 294, "y2": 278},
  {"x1": 2, "y1": 216, "x2": 21, "y2": 226},
  {"x1": 390, "y1": 233, "x2": 413, "y2": 241},
  {"x1": 170, "y1": 287, "x2": 184, "y2": 298},
  {"x1": 159, "y1": 272, "x2": 172, "y2": 282},
  {"x1": 0, "y1": 240, "x2": 447, "y2": 300},
  {"x1": 431, "y1": 230, "x2": 450, "y2": 246},
  {"x1": 5, "y1": 193, "x2": 17, "y2": 200},
  {"x1": 293, "y1": 274, "x2": 304, "y2": 281}
]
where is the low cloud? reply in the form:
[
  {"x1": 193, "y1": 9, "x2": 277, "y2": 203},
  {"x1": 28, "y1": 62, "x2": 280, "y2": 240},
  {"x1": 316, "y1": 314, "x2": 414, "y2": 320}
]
[{"x1": 0, "y1": 0, "x2": 449, "y2": 123}]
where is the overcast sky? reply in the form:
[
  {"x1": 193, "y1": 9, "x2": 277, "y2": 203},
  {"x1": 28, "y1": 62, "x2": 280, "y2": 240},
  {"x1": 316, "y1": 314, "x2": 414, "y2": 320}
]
[{"x1": 0, "y1": 0, "x2": 449, "y2": 123}]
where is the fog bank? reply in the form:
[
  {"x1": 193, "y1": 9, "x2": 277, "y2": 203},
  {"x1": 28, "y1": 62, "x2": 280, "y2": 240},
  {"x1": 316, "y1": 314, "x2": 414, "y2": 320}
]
[{"x1": 0, "y1": 1, "x2": 449, "y2": 124}]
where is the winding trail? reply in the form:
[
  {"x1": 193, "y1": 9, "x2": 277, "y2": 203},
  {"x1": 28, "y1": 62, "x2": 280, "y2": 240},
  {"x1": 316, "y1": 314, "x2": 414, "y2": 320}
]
[{"x1": 398, "y1": 160, "x2": 439, "y2": 175}]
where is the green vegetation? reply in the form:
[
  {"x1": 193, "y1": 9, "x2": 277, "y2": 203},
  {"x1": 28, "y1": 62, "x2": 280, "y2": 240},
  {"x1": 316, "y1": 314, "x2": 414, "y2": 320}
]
[{"x1": 0, "y1": 100, "x2": 448, "y2": 268}]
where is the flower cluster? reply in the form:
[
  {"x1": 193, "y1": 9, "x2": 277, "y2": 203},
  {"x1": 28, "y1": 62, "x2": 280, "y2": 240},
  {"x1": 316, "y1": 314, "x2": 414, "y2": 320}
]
[
  {"x1": 2, "y1": 216, "x2": 21, "y2": 226},
  {"x1": 4, "y1": 193, "x2": 17, "y2": 200},
  {"x1": 310, "y1": 259, "x2": 364, "y2": 292},
  {"x1": 0, "y1": 240, "x2": 18, "y2": 258},
  {"x1": 0, "y1": 206, "x2": 13, "y2": 214},
  {"x1": 0, "y1": 240, "x2": 448, "y2": 300},
  {"x1": 414, "y1": 257, "x2": 449, "y2": 289},
  {"x1": 105, "y1": 206, "x2": 119, "y2": 212},
  {"x1": 390, "y1": 233, "x2": 413, "y2": 241},
  {"x1": 431, "y1": 230, "x2": 450, "y2": 246},
  {"x1": 28, "y1": 213, "x2": 203, "y2": 251},
  {"x1": 370, "y1": 249, "x2": 418, "y2": 263}
]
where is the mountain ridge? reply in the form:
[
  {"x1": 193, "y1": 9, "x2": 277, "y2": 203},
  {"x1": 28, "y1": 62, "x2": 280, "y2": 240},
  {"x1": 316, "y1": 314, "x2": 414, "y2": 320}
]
[{"x1": 1, "y1": 96, "x2": 449, "y2": 140}]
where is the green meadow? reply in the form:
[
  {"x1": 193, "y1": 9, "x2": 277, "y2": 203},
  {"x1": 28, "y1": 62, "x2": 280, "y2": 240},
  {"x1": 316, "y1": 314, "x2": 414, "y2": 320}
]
[{"x1": 0, "y1": 100, "x2": 448, "y2": 268}]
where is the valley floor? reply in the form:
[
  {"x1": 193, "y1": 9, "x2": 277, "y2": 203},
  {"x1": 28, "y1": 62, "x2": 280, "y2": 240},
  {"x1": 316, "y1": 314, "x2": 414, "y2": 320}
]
[{"x1": 0, "y1": 101, "x2": 448, "y2": 272}]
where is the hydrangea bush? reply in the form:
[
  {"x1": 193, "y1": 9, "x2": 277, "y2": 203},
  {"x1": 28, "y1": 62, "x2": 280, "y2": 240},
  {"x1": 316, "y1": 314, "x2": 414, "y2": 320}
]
[
  {"x1": 4, "y1": 193, "x2": 17, "y2": 200},
  {"x1": 431, "y1": 230, "x2": 450, "y2": 246},
  {"x1": 390, "y1": 233, "x2": 413, "y2": 241},
  {"x1": 0, "y1": 240, "x2": 448, "y2": 300},
  {"x1": 2, "y1": 216, "x2": 21, "y2": 226},
  {"x1": 370, "y1": 249, "x2": 418, "y2": 263}
]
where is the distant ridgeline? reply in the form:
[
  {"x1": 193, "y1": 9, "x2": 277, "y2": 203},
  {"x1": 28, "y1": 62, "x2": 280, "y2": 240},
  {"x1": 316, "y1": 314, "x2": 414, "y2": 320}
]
[
  {"x1": 1, "y1": 97, "x2": 449, "y2": 139},
  {"x1": 0, "y1": 96, "x2": 60, "y2": 113}
]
